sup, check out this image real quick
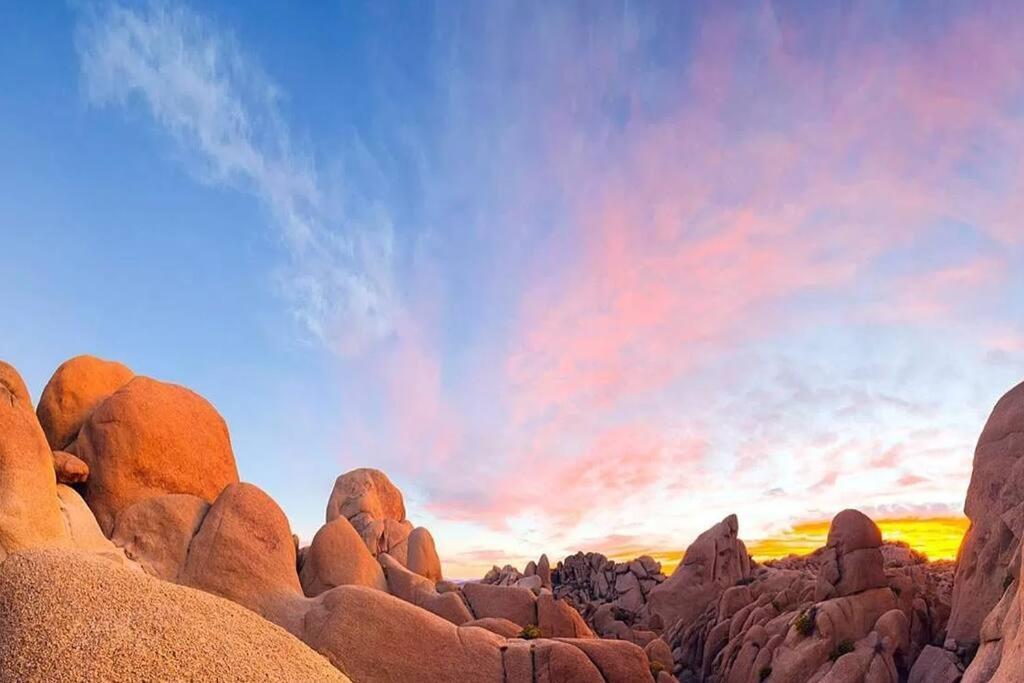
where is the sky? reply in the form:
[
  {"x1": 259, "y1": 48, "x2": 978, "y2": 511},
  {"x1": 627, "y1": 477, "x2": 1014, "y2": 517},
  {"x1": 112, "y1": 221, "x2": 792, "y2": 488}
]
[{"x1": 1, "y1": 1, "x2": 1023, "y2": 577}]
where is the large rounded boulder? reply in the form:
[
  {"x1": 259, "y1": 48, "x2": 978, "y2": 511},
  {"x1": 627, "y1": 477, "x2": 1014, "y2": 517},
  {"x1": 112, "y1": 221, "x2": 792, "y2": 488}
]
[
  {"x1": 0, "y1": 548, "x2": 349, "y2": 682},
  {"x1": 36, "y1": 355, "x2": 134, "y2": 450},
  {"x1": 71, "y1": 376, "x2": 239, "y2": 534},
  {"x1": 180, "y1": 482, "x2": 304, "y2": 633}
]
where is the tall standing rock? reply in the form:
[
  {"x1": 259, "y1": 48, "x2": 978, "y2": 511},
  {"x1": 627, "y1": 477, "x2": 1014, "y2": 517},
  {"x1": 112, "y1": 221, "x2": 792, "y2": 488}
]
[
  {"x1": 816, "y1": 508, "x2": 888, "y2": 599},
  {"x1": 949, "y1": 380, "x2": 1024, "y2": 646},
  {"x1": 36, "y1": 355, "x2": 134, "y2": 450},
  {"x1": 326, "y1": 468, "x2": 441, "y2": 578},
  {"x1": 647, "y1": 514, "x2": 751, "y2": 629},
  {"x1": 71, "y1": 376, "x2": 239, "y2": 534}
]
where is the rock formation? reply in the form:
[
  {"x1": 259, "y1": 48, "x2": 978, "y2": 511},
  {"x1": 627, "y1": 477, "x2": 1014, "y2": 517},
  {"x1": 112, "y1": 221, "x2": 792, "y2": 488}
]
[
  {"x1": 949, "y1": 380, "x2": 1024, "y2": 648},
  {"x1": 657, "y1": 509, "x2": 950, "y2": 682},
  {"x1": 3, "y1": 353, "x2": 1020, "y2": 682},
  {"x1": 648, "y1": 514, "x2": 752, "y2": 630}
]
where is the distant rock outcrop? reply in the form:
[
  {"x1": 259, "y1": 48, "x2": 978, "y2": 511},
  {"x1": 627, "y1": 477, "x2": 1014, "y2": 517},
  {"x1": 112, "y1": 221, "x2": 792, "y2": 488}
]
[{"x1": 658, "y1": 509, "x2": 951, "y2": 682}]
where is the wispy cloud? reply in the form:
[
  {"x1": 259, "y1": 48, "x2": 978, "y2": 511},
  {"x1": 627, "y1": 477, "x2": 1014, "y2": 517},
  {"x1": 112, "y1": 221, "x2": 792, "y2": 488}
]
[{"x1": 76, "y1": 1, "x2": 396, "y2": 353}]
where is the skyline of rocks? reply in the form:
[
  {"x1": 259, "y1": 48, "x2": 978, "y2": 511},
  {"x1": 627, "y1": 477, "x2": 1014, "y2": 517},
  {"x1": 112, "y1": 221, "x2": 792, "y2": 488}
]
[{"x1": 0, "y1": 353, "x2": 1021, "y2": 681}]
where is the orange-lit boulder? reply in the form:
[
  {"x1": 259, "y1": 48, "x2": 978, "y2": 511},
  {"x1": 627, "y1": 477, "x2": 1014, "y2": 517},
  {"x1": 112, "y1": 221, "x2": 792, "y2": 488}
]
[
  {"x1": 72, "y1": 376, "x2": 238, "y2": 534},
  {"x1": 52, "y1": 449, "x2": 89, "y2": 484},
  {"x1": 0, "y1": 360, "x2": 32, "y2": 409},
  {"x1": 179, "y1": 483, "x2": 303, "y2": 633},
  {"x1": 0, "y1": 371, "x2": 69, "y2": 559},
  {"x1": 36, "y1": 355, "x2": 134, "y2": 450}
]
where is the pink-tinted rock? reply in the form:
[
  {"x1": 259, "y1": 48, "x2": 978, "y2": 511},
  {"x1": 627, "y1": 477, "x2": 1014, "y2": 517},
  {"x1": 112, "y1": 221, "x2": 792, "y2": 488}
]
[
  {"x1": 648, "y1": 514, "x2": 751, "y2": 629},
  {"x1": 378, "y1": 552, "x2": 471, "y2": 625},
  {"x1": 111, "y1": 493, "x2": 210, "y2": 581},
  {"x1": 300, "y1": 517, "x2": 387, "y2": 596},
  {"x1": 464, "y1": 617, "x2": 523, "y2": 638},
  {"x1": 950, "y1": 380, "x2": 1024, "y2": 645},
  {"x1": 462, "y1": 581, "x2": 537, "y2": 627},
  {"x1": 406, "y1": 526, "x2": 443, "y2": 581}
]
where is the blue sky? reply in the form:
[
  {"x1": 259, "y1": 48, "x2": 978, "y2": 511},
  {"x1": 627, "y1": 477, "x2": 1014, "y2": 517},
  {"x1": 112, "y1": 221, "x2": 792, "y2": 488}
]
[{"x1": 1, "y1": 1, "x2": 1023, "y2": 575}]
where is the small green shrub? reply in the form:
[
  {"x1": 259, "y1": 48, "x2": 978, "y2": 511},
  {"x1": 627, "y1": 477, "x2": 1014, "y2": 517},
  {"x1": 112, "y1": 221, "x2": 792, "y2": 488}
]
[
  {"x1": 830, "y1": 639, "x2": 855, "y2": 662},
  {"x1": 519, "y1": 624, "x2": 542, "y2": 640},
  {"x1": 794, "y1": 607, "x2": 816, "y2": 637},
  {"x1": 650, "y1": 661, "x2": 666, "y2": 676},
  {"x1": 758, "y1": 665, "x2": 772, "y2": 681}
]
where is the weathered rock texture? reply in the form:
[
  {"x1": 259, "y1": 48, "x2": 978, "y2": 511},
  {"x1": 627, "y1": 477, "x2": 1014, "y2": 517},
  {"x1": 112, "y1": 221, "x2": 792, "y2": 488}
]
[
  {"x1": 0, "y1": 548, "x2": 350, "y2": 682},
  {"x1": 949, "y1": 380, "x2": 1024, "y2": 647}
]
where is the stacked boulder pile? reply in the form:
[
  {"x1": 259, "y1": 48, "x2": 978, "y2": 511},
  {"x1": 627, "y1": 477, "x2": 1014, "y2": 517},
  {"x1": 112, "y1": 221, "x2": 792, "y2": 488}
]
[
  {"x1": 0, "y1": 355, "x2": 661, "y2": 682},
  {"x1": 481, "y1": 550, "x2": 670, "y2": 645}
]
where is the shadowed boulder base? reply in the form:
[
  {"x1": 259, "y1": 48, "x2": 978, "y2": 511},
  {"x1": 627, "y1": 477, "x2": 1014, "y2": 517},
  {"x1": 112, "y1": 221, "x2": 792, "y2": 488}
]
[
  {"x1": 70, "y1": 376, "x2": 240, "y2": 534},
  {"x1": 949, "y1": 380, "x2": 1024, "y2": 647},
  {"x1": 0, "y1": 549, "x2": 350, "y2": 682},
  {"x1": 36, "y1": 354, "x2": 134, "y2": 451}
]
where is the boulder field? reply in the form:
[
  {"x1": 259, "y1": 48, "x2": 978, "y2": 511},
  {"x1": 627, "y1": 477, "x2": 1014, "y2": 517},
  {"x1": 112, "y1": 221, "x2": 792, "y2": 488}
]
[
  {"x1": 0, "y1": 356, "x2": 654, "y2": 682},
  {"x1": 0, "y1": 354, "x2": 1022, "y2": 682}
]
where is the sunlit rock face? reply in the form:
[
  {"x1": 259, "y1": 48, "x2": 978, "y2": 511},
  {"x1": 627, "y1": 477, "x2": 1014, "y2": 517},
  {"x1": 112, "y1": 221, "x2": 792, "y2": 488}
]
[{"x1": 949, "y1": 380, "x2": 1024, "y2": 647}]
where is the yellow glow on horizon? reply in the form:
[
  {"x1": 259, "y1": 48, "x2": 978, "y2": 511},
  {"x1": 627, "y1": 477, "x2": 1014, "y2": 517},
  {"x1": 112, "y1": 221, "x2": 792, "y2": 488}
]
[
  {"x1": 608, "y1": 516, "x2": 968, "y2": 576},
  {"x1": 746, "y1": 516, "x2": 969, "y2": 563}
]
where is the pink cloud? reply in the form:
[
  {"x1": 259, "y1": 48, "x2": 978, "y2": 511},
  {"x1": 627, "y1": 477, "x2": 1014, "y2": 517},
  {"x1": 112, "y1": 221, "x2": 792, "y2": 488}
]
[{"x1": 348, "y1": 4, "x2": 1024, "y2": 565}]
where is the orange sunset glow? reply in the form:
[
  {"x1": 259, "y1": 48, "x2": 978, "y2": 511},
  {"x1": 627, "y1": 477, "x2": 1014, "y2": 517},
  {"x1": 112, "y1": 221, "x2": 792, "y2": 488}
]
[{"x1": 612, "y1": 516, "x2": 969, "y2": 576}]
